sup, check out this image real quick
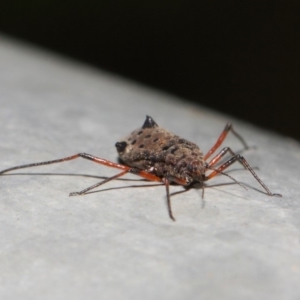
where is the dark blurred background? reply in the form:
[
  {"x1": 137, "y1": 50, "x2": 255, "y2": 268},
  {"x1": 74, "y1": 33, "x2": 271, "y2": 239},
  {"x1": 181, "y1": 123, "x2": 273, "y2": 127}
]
[{"x1": 1, "y1": 1, "x2": 299, "y2": 140}]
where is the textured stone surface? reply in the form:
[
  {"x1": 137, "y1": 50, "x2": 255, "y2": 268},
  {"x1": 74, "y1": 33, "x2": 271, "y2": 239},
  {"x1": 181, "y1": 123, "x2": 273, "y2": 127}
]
[{"x1": 0, "y1": 35, "x2": 300, "y2": 300}]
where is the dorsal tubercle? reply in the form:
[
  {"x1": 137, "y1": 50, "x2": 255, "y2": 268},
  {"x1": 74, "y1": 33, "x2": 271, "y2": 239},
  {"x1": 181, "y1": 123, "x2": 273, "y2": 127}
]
[{"x1": 142, "y1": 115, "x2": 158, "y2": 129}]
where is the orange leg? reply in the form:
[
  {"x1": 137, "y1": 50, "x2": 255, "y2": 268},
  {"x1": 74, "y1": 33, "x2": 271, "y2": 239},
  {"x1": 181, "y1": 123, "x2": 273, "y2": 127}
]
[
  {"x1": 69, "y1": 169, "x2": 164, "y2": 196},
  {"x1": 0, "y1": 152, "x2": 163, "y2": 184},
  {"x1": 0, "y1": 153, "x2": 160, "y2": 180},
  {"x1": 204, "y1": 123, "x2": 249, "y2": 160},
  {"x1": 207, "y1": 146, "x2": 247, "y2": 171},
  {"x1": 205, "y1": 154, "x2": 282, "y2": 197},
  {"x1": 0, "y1": 153, "x2": 125, "y2": 174}
]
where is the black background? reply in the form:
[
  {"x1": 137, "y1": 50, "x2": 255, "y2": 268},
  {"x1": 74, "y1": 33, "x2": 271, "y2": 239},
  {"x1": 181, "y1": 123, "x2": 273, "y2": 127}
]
[{"x1": 1, "y1": 1, "x2": 299, "y2": 140}]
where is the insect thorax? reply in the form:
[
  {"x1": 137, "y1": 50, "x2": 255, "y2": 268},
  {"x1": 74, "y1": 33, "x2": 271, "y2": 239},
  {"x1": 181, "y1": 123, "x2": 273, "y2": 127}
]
[{"x1": 115, "y1": 117, "x2": 205, "y2": 185}]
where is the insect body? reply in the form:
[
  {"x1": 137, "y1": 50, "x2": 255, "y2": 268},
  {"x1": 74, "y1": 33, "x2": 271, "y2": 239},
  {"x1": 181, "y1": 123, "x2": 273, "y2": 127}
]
[
  {"x1": 116, "y1": 116, "x2": 206, "y2": 186},
  {"x1": 0, "y1": 115, "x2": 282, "y2": 221}
]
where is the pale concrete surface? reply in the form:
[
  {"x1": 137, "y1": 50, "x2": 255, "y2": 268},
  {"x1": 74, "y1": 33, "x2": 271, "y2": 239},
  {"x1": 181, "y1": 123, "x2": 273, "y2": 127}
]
[{"x1": 0, "y1": 35, "x2": 300, "y2": 300}]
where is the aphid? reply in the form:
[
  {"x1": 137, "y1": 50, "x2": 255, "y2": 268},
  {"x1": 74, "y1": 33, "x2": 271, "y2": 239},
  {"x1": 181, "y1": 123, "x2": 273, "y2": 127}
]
[{"x1": 0, "y1": 115, "x2": 281, "y2": 221}]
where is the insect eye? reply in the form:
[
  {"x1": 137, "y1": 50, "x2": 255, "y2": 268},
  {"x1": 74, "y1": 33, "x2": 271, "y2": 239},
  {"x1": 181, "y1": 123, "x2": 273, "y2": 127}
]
[{"x1": 115, "y1": 141, "x2": 128, "y2": 153}]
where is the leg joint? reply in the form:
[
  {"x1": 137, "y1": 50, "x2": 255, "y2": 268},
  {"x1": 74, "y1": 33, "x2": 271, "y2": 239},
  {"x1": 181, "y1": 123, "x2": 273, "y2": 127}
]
[
  {"x1": 224, "y1": 123, "x2": 232, "y2": 131},
  {"x1": 129, "y1": 167, "x2": 140, "y2": 175}
]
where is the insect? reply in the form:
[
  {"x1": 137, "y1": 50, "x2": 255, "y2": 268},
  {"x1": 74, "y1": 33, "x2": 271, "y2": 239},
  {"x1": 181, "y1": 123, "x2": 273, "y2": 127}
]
[{"x1": 0, "y1": 115, "x2": 281, "y2": 221}]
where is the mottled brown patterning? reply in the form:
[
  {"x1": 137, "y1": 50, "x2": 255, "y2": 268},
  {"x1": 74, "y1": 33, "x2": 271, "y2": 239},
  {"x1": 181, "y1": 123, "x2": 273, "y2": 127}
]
[{"x1": 116, "y1": 116, "x2": 205, "y2": 185}]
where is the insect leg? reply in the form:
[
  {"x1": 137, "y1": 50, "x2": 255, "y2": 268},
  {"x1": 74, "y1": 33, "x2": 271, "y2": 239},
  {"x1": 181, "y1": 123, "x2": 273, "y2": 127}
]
[
  {"x1": 0, "y1": 153, "x2": 130, "y2": 174},
  {"x1": 162, "y1": 176, "x2": 187, "y2": 221},
  {"x1": 130, "y1": 168, "x2": 163, "y2": 182},
  {"x1": 207, "y1": 147, "x2": 243, "y2": 168},
  {"x1": 164, "y1": 177, "x2": 176, "y2": 221},
  {"x1": 69, "y1": 170, "x2": 130, "y2": 196},
  {"x1": 0, "y1": 153, "x2": 165, "y2": 183},
  {"x1": 204, "y1": 123, "x2": 249, "y2": 160},
  {"x1": 1, "y1": 152, "x2": 165, "y2": 192},
  {"x1": 205, "y1": 154, "x2": 282, "y2": 197}
]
